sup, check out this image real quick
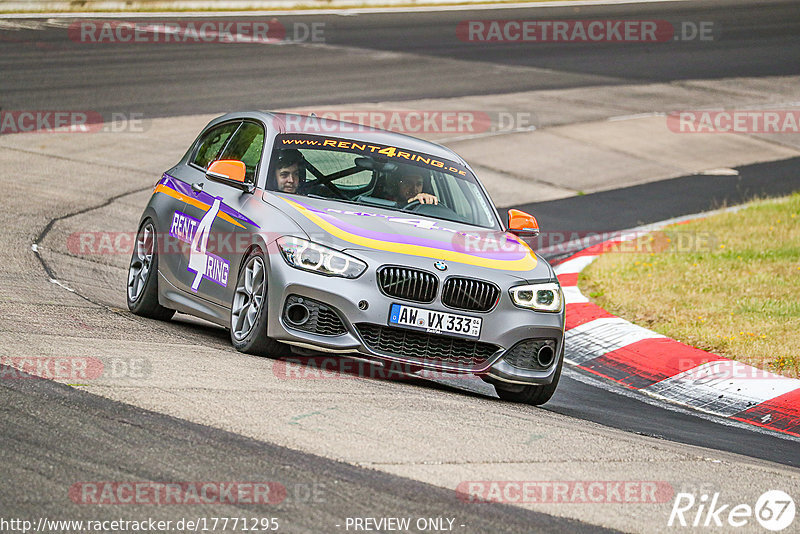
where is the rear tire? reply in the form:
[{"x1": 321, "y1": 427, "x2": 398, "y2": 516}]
[
  {"x1": 230, "y1": 250, "x2": 283, "y2": 356},
  {"x1": 494, "y1": 346, "x2": 563, "y2": 406},
  {"x1": 127, "y1": 219, "x2": 175, "y2": 321}
]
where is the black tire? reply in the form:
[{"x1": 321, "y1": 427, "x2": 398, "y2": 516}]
[
  {"x1": 127, "y1": 219, "x2": 175, "y2": 321},
  {"x1": 230, "y1": 249, "x2": 283, "y2": 356},
  {"x1": 494, "y1": 346, "x2": 564, "y2": 406}
]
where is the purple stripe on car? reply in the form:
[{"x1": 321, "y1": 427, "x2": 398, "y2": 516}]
[
  {"x1": 285, "y1": 197, "x2": 528, "y2": 260},
  {"x1": 160, "y1": 174, "x2": 261, "y2": 229}
]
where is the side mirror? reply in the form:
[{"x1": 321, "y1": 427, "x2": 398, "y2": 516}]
[
  {"x1": 206, "y1": 160, "x2": 253, "y2": 192},
  {"x1": 508, "y1": 208, "x2": 540, "y2": 237}
]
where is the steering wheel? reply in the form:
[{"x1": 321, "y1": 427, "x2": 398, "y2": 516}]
[{"x1": 402, "y1": 200, "x2": 422, "y2": 210}]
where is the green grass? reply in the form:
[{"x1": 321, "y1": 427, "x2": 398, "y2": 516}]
[{"x1": 580, "y1": 192, "x2": 800, "y2": 378}]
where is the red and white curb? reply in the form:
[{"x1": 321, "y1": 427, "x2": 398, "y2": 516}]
[{"x1": 554, "y1": 231, "x2": 800, "y2": 438}]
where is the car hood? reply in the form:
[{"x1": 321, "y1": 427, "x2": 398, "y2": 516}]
[{"x1": 263, "y1": 193, "x2": 552, "y2": 279}]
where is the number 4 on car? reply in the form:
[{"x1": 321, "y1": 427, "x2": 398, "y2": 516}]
[{"x1": 127, "y1": 112, "x2": 566, "y2": 405}]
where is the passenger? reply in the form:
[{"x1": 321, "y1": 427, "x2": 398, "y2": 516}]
[
  {"x1": 390, "y1": 173, "x2": 438, "y2": 205},
  {"x1": 269, "y1": 149, "x2": 305, "y2": 194}
]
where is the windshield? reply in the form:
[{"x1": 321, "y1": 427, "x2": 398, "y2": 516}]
[{"x1": 267, "y1": 134, "x2": 500, "y2": 229}]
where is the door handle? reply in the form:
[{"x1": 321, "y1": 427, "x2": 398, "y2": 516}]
[{"x1": 191, "y1": 182, "x2": 204, "y2": 193}]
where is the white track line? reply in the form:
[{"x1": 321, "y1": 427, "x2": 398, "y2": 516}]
[{"x1": 1, "y1": 0, "x2": 696, "y2": 19}]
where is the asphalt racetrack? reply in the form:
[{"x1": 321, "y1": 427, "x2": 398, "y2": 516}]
[{"x1": 1, "y1": 1, "x2": 799, "y2": 532}]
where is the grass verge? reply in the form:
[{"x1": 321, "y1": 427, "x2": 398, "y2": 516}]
[{"x1": 579, "y1": 192, "x2": 800, "y2": 379}]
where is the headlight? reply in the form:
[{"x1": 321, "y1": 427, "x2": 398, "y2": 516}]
[
  {"x1": 276, "y1": 236, "x2": 366, "y2": 278},
  {"x1": 509, "y1": 282, "x2": 563, "y2": 312}
]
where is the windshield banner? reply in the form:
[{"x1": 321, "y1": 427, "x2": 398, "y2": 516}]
[{"x1": 277, "y1": 134, "x2": 469, "y2": 177}]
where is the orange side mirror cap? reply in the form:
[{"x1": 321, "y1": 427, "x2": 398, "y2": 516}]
[
  {"x1": 207, "y1": 159, "x2": 247, "y2": 183},
  {"x1": 508, "y1": 208, "x2": 540, "y2": 236}
]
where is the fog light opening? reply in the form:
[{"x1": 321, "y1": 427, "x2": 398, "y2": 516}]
[
  {"x1": 286, "y1": 303, "x2": 310, "y2": 326},
  {"x1": 537, "y1": 345, "x2": 555, "y2": 368}
]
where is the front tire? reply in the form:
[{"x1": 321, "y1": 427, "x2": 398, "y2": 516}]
[
  {"x1": 230, "y1": 250, "x2": 283, "y2": 356},
  {"x1": 127, "y1": 219, "x2": 175, "y2": 321},
  {"x1": 494, "y1": 346, "x2": 564, "y2": 406}
]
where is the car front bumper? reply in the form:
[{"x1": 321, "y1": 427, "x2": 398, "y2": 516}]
[{"x1": 264, "y1": 254, "x2": 565, "y2": 386}]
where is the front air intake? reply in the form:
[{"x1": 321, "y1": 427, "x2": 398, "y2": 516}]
[
  {"x1": 377, "y1": 266, "x2": 438, "y2": 303},
  {"x1": 441, "y1": 277, "x2": 500, "y2": 312}
]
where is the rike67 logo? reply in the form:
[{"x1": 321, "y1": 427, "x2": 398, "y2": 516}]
[{"x1": 668, "y1": 490, "x2": 795, "y2": 531}]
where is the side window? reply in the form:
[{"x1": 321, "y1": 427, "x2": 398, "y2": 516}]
[
  {"x1": 219, "y1": 122, "x2": 265, "y2": 182},
  {"x1": 192, "y1": 122, "x2": 240, "y2": 170}
]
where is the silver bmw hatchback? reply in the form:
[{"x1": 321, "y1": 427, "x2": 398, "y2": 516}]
[{"x1": 127, "y1": 111, "x2": 565, "y2": 405}]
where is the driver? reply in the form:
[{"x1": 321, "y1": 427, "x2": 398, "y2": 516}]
[
  {"x1": 268, "y1": 149, "x2": 305, "y2": 194},
  {"x1": 392, "y1": 173, "x2": 438, "y2": 205}
]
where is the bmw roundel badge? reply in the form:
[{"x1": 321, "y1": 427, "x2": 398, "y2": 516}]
[{"x1": 434, "y1": 261, "x2": 447, "y2": 271}]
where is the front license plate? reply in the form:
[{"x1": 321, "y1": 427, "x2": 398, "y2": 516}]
[{"x1": 388, "y1": 303, "x2": 482, "y2": 338}]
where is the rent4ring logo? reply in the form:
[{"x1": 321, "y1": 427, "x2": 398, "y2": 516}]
[
  {"x1": 668, "y1": 490, "x2": 796, "y2": 531},
  {"x1": 169, "y1": 207, "x2": 230, "y2": 291}
]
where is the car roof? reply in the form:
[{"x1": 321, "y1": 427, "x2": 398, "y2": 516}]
[{"x1": 211, "y1": 111, "x2": 469, "y2": 166}]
